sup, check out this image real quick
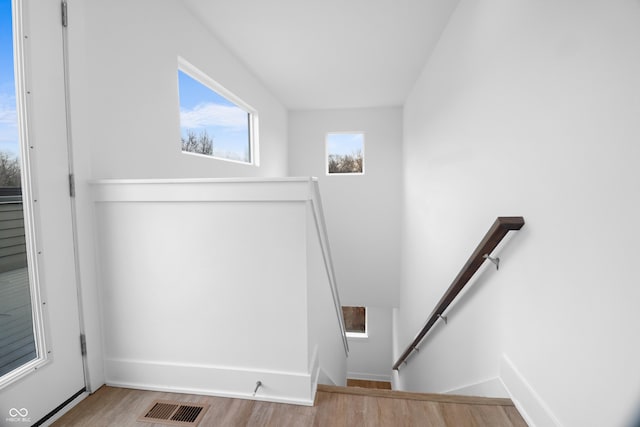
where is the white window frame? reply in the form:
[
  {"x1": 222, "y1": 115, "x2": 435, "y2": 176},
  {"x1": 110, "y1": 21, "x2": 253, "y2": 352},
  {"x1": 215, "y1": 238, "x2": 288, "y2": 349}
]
[
  {"x1": 177, "y1": 57, "x2": 259, "y2": 166},
  {"x1": 0, "y1": 0, "x2": 50, "y2": 389},
  {"x1": 326, "y1": 131, "x2": 365, "y2": 176}
]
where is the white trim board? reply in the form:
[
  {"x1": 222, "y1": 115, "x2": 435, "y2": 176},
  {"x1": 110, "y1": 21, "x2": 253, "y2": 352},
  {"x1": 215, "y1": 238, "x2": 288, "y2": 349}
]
[
  {"x1": 443, "y1": 377, "x2": 508, "y2": 398},
  {"x1": 90, "y1": 177, "x2": 317, "y2": 203},
  {"x1": 500, "y1": 354, "x2": 564, "y2": 427},
  {"x1": 105, "y1": 359, "x2": 315, "y2": 406},
  {"x1": 347, "y1": 372, "x2": 392, "y2": 383}
]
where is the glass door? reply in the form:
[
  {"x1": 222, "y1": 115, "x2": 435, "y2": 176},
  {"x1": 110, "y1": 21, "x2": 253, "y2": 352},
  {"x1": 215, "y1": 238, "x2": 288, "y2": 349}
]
[
  {"x1": 0, "y1": 0, "x2": 85, "y2": 424},
  {"x1": 0, "y1": 0, "x2": 38, "y2": 383}
]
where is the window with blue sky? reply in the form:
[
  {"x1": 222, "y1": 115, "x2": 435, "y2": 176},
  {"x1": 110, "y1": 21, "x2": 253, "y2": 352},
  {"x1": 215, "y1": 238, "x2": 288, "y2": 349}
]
[
  {"x1": 327, "y1": 132, "x2": 364, "y2": 175},
  {"x1": 178, "y1": 69, "x2": 254, "y2": 164},
  {"x1": 0, "y1": 0, "x2": 37, "y2": 380},
  {"x1": 0, "y1": 0, "x2": 19, "y2": 163}
]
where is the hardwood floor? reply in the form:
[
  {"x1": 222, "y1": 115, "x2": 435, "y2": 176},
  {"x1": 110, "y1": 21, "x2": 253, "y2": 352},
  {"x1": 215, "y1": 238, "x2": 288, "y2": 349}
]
[
  {"x1": 53, "y1": 385, "x2": 528, "y2": 426},
  {"x1": 346, "y1": 379, "x2": 392, "y2": 390}
]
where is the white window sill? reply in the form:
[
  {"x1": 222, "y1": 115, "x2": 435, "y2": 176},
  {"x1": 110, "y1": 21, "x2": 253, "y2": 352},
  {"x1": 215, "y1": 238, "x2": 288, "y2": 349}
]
[{"x1": 346, "y1": 332, "x2": 368, "y2": 341}]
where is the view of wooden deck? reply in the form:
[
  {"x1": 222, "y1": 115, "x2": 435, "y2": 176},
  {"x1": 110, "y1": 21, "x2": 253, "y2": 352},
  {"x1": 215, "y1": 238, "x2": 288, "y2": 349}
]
[{"x1": 0, "y1": 267, "x2": 36, "y2": 377}]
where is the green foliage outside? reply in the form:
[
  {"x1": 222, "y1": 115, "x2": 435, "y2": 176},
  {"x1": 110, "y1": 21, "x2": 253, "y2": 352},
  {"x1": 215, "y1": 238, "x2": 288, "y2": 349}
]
[{"x1": 328, "y1": 150, "x2": 363, "y2": 174}]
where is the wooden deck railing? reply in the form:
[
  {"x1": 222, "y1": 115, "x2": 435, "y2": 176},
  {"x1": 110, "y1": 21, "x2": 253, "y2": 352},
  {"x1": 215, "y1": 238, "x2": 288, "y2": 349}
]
[{"x1": 393, "y1": 217, "x2": 525, "y2": 370}]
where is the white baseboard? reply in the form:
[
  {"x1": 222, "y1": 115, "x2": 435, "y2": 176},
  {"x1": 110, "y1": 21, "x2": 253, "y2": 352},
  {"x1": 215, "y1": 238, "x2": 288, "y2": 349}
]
[
  {"x1": 347, "y1": 371, "x2": 392, "y2": 382},
  {"x1": 443, "y1": 377, "x2": 508, "y2": 398},
  {"x1": 105, "y1": 358, "x2": 315, "y2": 406},
  {"x1": 500, "y1": 354, "x2": 563, "y2": 427}
]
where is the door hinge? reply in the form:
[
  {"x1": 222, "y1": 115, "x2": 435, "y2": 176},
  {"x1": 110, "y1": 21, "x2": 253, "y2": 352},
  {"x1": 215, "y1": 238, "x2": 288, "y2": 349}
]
[
  {"x1": 80, "y1": 334, "x2": 87, "y2": 356},
  {"x1": 61, "y1": 1, "x2": 68, "y2": 27},
  {"x1": 69, "y1": 173, "x2": 75, "y2": 197}
]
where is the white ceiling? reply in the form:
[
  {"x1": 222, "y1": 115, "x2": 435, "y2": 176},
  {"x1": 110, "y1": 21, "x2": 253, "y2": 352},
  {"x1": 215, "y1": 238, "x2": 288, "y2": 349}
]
[{"x1": 182, "y1": 0, "x2": 458, "y2": 110}]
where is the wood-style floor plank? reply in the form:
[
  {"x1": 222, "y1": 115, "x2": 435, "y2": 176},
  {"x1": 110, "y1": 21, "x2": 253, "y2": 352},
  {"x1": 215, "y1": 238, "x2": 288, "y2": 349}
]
[
  {"x1": 53, "y1": 385, "x2": 528, "y2": 427},
  {"x1": 470, "y1": 405, "x2": 514, "y2": 426},
  {"x1": 346, "y1": 379, "x2": 392, "y2": 390},
  {"x1": 439, "y1": 403, "x2": 479, "y2": 427},
  {"x1": 504, "y1": 405, "x2": 530, "y2": 427},
  {"x1": 407, "y1": 401, "x2": 448, "y2": 427},
  {"x1": 318, "y1": 384, "x2": 515, "y2": 406},
  {"x1": 205, "y1": 397, "x2": 255, "y2": 427}
]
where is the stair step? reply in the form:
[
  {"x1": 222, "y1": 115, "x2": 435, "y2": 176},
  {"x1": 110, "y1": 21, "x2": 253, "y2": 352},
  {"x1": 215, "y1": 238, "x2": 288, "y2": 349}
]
[
  {"x1": 346, "y1": 379, "x2": 392, "y2": 390},
  {"x1": 318, "y1": 384, "x2": 515, "y2": 407}
]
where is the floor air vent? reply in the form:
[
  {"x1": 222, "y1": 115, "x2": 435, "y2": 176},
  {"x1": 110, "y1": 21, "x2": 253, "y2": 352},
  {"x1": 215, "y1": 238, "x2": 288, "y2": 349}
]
[{"x1": 138, "y1": 400, "x2": 209, "y2": 426}]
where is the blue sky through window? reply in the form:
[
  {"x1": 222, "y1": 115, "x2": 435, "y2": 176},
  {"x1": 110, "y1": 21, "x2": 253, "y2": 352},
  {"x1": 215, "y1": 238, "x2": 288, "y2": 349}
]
[
  {"x1": 178, "y1": 70, "x2": 251, "y2": 163},
  {"x1": 0, "y1": 0, "x2": 18, "y2": 159},
  {"x1": 327, "y1": 133, "x2": 364, "y2": 157}
]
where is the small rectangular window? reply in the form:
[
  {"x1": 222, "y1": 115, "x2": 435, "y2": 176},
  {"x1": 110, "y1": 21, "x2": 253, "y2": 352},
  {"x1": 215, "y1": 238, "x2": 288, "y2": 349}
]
[
  {"x1": 342, "y1": 306, "x2": 367, "y2": 337},
  {"x1": 327, "y1": 132, "x2": 364, "y2": 175},
  {"x1": 177, "y1": 61, "x2": 257, "y2": 164}
]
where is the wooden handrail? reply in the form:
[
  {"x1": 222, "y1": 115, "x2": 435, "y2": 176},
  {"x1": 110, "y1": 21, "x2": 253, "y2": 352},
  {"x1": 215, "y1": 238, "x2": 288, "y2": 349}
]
[{"x1": 393, "y1": 216, "x2": 525, "y2": 370}]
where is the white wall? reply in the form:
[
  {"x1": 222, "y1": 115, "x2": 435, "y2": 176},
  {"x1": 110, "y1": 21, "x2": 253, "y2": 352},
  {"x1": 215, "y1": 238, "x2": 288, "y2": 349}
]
[
  {"x1": 288, "y1": 108, "x2": 402, "y2": 307},
  {"x1": 66, "y1": 0, "x2": 290, "y2": 391},
  {"x1": 347, "y1": 307, "x2": 393, "y2": 382},
  {"x1": 288, "y1": 108, "x2": 402, "y2": 382},
  {"x1": 396, "y1": 1, "x2": 640, "y2": 426},
  {"x1": 82, "y1": 0, "x2": 288, "y2": 179},
  {"x1": 92, "y1": 178, "x2": 347, "y2": 405}
]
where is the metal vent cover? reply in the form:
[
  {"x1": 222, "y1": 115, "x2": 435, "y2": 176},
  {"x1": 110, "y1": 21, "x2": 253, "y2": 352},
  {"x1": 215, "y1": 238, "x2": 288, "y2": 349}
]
[{"x1": 138, "y1": 400, "x2": 209, "y2": 426}]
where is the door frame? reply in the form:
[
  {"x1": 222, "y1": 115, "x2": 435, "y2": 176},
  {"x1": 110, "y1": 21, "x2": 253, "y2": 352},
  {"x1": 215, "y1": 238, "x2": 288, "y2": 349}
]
[{"x1": 0, "y1": 0, "x2": 88, "y2": 424}]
